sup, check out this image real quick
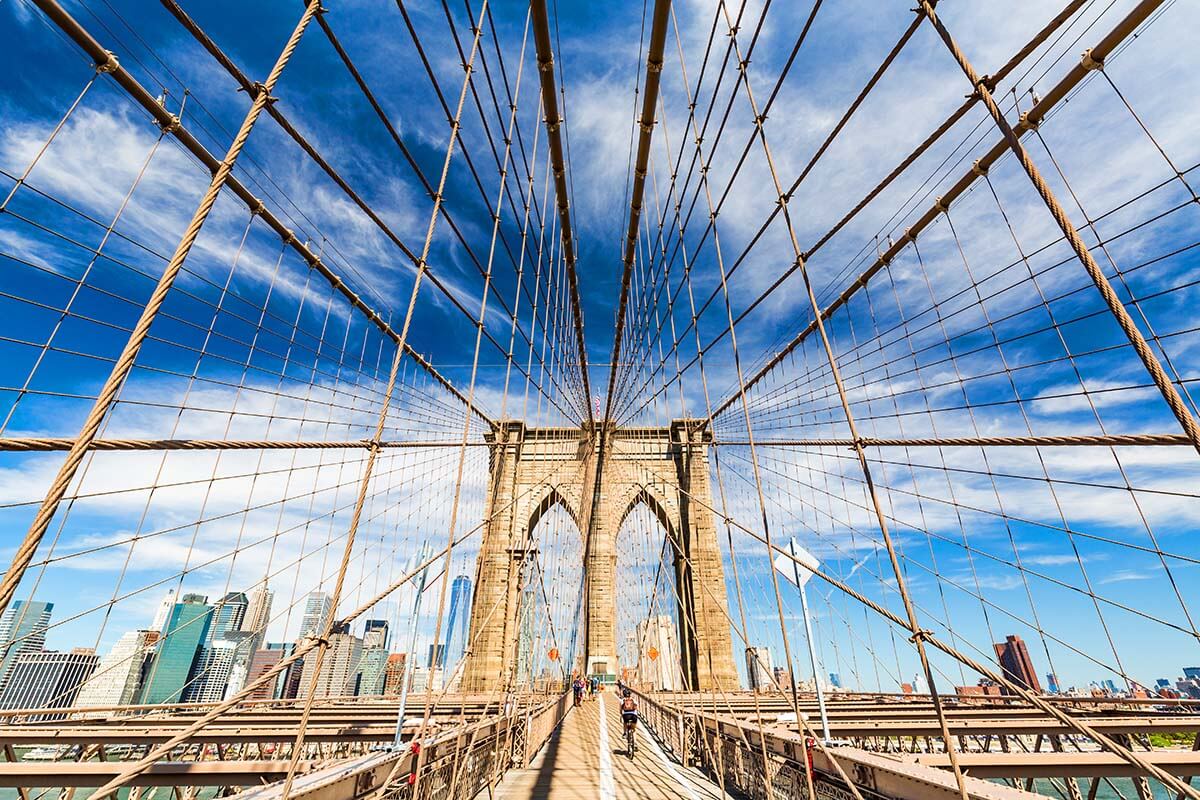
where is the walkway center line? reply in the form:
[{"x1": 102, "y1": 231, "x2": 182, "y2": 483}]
[
  {"x1": 640, "y1": 717, "x2": 704, "y2": 800},
  {"x1": 597, "y1": 693, "x2": 616, "y2": 800}
]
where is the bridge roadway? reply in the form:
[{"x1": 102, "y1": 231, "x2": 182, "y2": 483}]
[
  {"x1": 5, "y1": 691, "x2": 1200, "y2": 796},
  {"x1": 493, "y1": 693, "x2": 722, "y2": 800}
]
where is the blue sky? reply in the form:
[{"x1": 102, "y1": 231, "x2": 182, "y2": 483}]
[{"x1": 0, "y1": 0, "x2": 1198, "y2": 694}]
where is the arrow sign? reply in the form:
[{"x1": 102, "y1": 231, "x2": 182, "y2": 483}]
[{"x1": 773, "y1": 540, "x2": 820, "y2": 588}]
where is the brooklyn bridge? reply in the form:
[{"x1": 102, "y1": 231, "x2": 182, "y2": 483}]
[{"x1": 0, "y1": 0, "x2": 1197, "y2": 798}]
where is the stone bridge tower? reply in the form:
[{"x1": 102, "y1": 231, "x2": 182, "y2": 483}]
[{"x1": 460, "y1": 420, "x2": 739, "y2": 692}]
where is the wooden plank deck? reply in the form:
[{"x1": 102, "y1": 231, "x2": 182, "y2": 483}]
[{"x1": 494, "y1": 693, "x2": 727, "y2": 799}]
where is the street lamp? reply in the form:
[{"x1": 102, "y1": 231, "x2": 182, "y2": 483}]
[
  {"x1": 392, "y1": 543, "x2": 434, "y2": 748},
  {"x1": 773, "y1": 537, "x2": 831, "y2": 744}
]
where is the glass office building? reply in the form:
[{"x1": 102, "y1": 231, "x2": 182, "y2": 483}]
[{"x1": 140, "y1": 594, "x2": 213, "y2": 704}]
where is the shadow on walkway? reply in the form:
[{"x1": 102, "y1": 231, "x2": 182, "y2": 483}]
[{"x1": 528, "y1": 706, "x2": 567, "y2": 797}]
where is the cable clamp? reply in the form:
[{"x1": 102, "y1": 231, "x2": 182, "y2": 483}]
[
  {"x1": 933, "y1": 196, "x2": 948, "y2": 214},
  {"x1": 538, "y1": 57, "x2": 554, "y2": 73},
  {"x1": 303, "y1": 634, "x2": 331, "y2": 649},
  {"x1": 647, "y1": 59, "x2": 663, "y2": 74},
  {"x1": 95, "y1": 50, "x2": 119, "y2": 74},
  {"x1": 909, "y1": 628, "x2": 934, "y2": 645},
  {"x1": 157, "y1": 114, "x2": 181, "y2": 135},
  {"x1": 1080, "y1": 48, "x2": 1104, "y2": 72},
  {"x1": 1019, "y1": 110, "x2": 1039, "y2": 131},
  {"x1": 239, "y1": 81, "x2": 270, "y2": 102},
  {"x1": 970, "y1": 159, "x2": 988, "y2": 177}
]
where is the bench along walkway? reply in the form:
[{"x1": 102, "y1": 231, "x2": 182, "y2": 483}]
[{"x1": 494, "y1": 693, "x2": 726, "y2": 800}]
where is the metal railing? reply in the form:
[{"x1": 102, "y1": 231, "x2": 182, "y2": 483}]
[
  {"x1": 239, "y1": 691, "x2": 572, "y2": 800},
  {"x1": 634, "y1": 691, "x2": 1040, "y2": 800}
]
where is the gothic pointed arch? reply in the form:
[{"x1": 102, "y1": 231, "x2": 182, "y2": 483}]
[
  {"x1": 526, "y1": 485, "x2": 582, "y2": 541},
  {"x1": 614, "y1": 483, "x2": 678, "y2": 547},
  {"x1": 463, "y1": 420, "x2": 737, "y2": 692}
]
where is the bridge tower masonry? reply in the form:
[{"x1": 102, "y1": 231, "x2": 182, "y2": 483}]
[{"x1": 461, "y1": 420, "x2": 739, "y2": 692}]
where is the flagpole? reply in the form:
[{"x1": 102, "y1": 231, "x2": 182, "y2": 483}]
[{"x1": 791, "y1": 537, "x2": 831, "y2": 743}]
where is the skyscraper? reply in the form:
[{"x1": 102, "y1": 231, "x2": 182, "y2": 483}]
[
  {"x1": 207, "y1": 592, "x2": 248, "y2": 644},
  {"x1": 355, "y1": 648, "x2": 389, "y2": 696},
  {"x1": 297, "y1": 623, "x2": 361, "y2": 698},
  {"x1": 0, "y1": 600, "x2": 53, "y2": 692},
  {"x1": 150, "y1": 589, "x2": 176, "y2": 634},
  {"x1": 745, "y1": 646, "x2": 774, "y2": 691},
  {"x1": 266, "y1": 642, "x2": 298, "y2": 699},
  {"x1": 75, "y1": 630, "x2": 160, "y2": 709},
  {"x1": 300, "y1": 592, "x2": 333, "y2": 638},
  {"x1": 427, "y1": 643, "x2": 447, "y2": 670},
  {"x1": 383, "y1": 653, "x2": 407, "y2": 696},
  {"x1": 241, "y1": 585, "x2": 273, "y2": 639},
  {"x1": 363, "y1": 619, "x2": 389, "y2": 650},
  {"x1": 183, "y1": 640, "x2": 238, "y2": 703},
  {"x1": 993, "y1": 635, "x2": 1041, "y2": 694},
  {"x1": 444, "y1": 576, "x2": 472, "y2": 664},
  {"x1": 0, "y1": 649, "x2": 98, "y2": 720},
  {"x1": 245, "y1": 649, "x2": 284, "y2": 701},
  {"x1": 140, "y1": 594, "x2": 213, "y2": 705}
]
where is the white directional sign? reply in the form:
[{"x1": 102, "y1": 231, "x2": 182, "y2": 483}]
[{"x1": 773, "y1": 541, "x2": 820, "y2": 588}]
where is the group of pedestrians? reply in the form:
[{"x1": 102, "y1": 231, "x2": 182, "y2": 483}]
[{"x1": 571, "y1": 675, "x2": 602, "y2": 706}]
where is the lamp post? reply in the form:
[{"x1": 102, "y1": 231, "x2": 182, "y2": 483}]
[
  {"x1": 393, "y1": 543, "x2": 433, "y2": 748},
  {"x1": 776, "y1": 538, "x2": 831, "y2": 743}
]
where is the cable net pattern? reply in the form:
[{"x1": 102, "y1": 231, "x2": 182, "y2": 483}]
[{"x1": 0, "y1": 0, "x2": 1198, "y2": 799}]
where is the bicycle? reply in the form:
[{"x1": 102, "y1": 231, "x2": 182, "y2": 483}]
[{"x1": 624, "y1": 716, "x2": 637, "y2": 759}]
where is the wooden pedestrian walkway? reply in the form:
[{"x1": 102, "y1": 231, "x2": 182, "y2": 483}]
[{"x1": 492, "y1": 693, "x2": 727, "y2": 799}]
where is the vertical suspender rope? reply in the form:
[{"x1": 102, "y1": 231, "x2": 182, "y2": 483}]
[
  {"x1": 707, "y1": 1, "x2": 975, "y2": 797},
  {"x1": 282, "y1": 2, "x2": 493, "y2": 794},
  {"x1": 0, "y1": 0, "x2": 323, "y2": 619},
  {"x1": 410, "y1": 6, "x2": 526, "y2": 793}
]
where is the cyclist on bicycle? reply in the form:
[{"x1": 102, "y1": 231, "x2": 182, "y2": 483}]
[
  {"x1": 620, "y1": 688, "x2": 638, "y2": 731},
  {"x1": 620, "y1": 688, "x2": 638, "y2": 757}
]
